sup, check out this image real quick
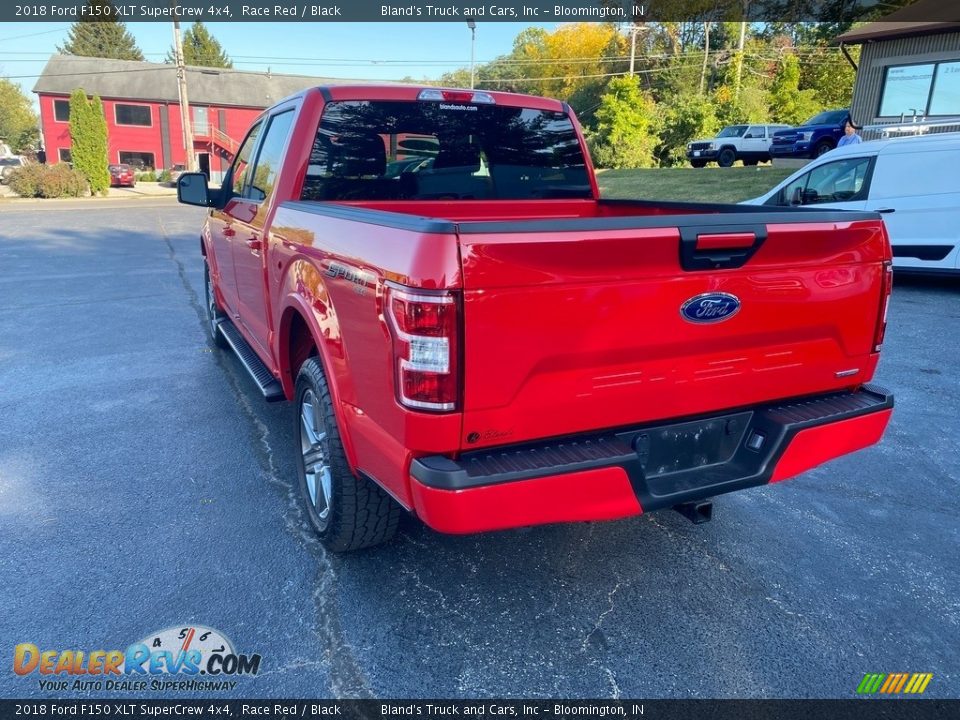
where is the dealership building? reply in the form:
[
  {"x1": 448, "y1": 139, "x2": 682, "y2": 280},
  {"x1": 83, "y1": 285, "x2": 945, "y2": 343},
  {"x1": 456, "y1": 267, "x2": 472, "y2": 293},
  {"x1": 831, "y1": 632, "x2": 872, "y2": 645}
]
[
  {"x1": 836, "y1": 15, "x2": 960, "y2": 138},
  {"x1": 33, "y1": 54, "x2": 347, "y2": 182}
]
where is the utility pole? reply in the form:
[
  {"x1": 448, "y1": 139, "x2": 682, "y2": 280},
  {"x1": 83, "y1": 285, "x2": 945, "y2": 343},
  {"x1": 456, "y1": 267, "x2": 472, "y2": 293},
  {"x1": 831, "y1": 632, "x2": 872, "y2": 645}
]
[
  {"x1": 628, "y1": 24, "x2": 648, "y2": 78},
  {"x1": 467, "y1": 19, "x2": 477, "y2": 89},
  {"x1": 735, "y1": 21, "x2": 746, "y2": 99},
  {"x1": 172, "y1": 15, "x2": 196, "y2": 172},
  {"x1": 700, "y1": 21, "x2": 711, "y2": 95}
]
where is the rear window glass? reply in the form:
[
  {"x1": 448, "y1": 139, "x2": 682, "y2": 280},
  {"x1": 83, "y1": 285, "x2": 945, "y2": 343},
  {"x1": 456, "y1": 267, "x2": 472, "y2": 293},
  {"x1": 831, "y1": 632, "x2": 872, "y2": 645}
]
[
  {"x1": 301, "y1": 100, "x2": 591, "y2": 202},
  {"x1": 804, "y1": 110, "x2": 848, "y2": 126}
]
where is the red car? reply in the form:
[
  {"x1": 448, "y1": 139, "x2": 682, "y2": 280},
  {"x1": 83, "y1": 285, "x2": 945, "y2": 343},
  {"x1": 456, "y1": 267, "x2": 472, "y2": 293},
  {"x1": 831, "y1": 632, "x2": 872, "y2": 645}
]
[
  {"x1": 108, "y1": 163, "x2": 136, "y2": 187},
  {"x1": 176, "y1": 85, "x2": 895, "y2": 551}
]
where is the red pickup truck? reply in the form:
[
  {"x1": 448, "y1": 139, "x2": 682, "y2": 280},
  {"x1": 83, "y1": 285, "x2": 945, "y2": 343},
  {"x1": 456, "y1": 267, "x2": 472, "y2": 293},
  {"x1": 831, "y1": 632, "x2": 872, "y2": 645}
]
[{"x1": 177, "y1": 85, "x2": 894, "y2": 551}]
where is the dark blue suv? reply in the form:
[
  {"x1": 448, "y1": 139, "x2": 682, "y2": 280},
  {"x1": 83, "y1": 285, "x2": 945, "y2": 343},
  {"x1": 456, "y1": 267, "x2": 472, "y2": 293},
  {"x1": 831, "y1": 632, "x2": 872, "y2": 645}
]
[{"x1": 770, "y1": 109, "x2": 850, "y2": 160}]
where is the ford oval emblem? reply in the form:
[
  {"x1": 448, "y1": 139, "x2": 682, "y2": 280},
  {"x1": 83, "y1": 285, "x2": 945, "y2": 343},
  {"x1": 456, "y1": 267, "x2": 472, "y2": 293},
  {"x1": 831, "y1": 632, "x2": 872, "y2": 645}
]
[{"x1": 680, "y1": 292, "x2": 741, "y2": 324}]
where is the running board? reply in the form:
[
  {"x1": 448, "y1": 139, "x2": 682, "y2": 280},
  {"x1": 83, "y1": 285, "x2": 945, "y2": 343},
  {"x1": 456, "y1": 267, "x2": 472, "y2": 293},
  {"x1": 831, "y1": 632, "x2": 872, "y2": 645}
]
[{"x1": 216, "y1": 319, "x2": 285, "y2": 402}]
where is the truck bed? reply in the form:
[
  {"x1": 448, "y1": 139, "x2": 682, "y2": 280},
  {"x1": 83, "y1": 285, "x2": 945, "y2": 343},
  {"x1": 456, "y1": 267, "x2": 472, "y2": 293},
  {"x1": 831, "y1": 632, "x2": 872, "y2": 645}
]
[{"x1": 276, "y1": 197, "x2": 889, "y2": 452}]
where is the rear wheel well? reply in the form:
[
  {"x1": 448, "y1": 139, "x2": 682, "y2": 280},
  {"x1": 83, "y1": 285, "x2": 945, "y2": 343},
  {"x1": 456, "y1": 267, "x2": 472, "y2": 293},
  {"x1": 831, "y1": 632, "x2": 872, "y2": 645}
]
[{"x1": 285, "y1": 310, "x2": 318, "y2": 384}]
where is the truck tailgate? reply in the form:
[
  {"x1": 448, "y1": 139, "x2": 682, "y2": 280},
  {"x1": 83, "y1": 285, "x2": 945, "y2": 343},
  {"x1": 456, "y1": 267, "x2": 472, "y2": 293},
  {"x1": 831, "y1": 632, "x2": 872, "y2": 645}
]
[{"x1": 457, "y1": 215, "x2": 889, "y2": 449}]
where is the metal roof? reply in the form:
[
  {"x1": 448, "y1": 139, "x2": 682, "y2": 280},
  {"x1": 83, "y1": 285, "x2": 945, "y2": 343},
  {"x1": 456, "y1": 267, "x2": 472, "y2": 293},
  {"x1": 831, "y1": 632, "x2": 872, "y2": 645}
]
[
  {"x1": 32, "y1": 54, "x2": 373, "y2": 108},
  {"x1": 834, "y1": 21, "x2": 960, "y2": 44},
  {"x1": 833, "y1": 0, "x2": 960, "y2": 45}
]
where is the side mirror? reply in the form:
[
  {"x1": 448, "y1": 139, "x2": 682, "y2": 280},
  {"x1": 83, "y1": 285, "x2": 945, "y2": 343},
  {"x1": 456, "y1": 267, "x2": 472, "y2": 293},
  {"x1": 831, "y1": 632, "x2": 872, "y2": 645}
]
[{"x1": 177, "y1": 172, "x2": 210, "y2": 207}]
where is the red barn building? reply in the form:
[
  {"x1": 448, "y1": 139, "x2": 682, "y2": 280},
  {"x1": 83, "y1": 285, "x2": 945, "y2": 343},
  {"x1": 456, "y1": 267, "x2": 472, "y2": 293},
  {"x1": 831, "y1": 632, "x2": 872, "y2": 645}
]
[{"x1": 33, "y1": 54, "x2": 351, "y2": 182}]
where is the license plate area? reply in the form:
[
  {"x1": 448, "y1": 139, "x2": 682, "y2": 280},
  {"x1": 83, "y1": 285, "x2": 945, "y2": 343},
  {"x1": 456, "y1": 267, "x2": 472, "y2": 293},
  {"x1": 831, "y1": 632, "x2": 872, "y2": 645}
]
[{"x1": 617, "y1": 412, "x2": 753, "y2": 497}]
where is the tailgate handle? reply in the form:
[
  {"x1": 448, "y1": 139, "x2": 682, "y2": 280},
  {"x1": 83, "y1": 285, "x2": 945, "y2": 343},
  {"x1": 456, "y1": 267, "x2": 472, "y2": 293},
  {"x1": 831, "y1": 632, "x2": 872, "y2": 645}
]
[
  {"x1": 695, "y1": 233, "x2": 756, "y2": 251},
  {"x1": 680, "y1": 225, "x2": 768, "y2": 271}
]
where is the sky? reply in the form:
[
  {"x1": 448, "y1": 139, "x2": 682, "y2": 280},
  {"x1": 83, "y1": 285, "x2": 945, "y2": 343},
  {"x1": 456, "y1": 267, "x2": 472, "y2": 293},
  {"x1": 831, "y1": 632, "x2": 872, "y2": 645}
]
[{"x1": 0, "y1": 21, "x2": 559, "y2": 109}]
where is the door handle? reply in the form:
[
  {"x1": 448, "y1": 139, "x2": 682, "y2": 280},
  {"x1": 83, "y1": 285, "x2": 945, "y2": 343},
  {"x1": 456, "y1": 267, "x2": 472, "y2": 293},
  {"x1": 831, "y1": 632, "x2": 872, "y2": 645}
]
[
  {"x1": 245, "y1": 236, "x2": 262, "y2": 252},
  {"x1": 874, "y1": 208, "x2": 896, "y2": 214},
  {"x1": 223, "y1": 227, "x2": 236, "y2": 238}
]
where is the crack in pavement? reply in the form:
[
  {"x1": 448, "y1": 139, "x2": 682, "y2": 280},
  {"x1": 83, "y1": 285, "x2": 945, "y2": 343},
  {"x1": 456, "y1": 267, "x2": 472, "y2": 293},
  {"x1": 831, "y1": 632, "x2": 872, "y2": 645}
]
[{"x1": 156, "y1": 212, "x2": 373, "y2": 699}]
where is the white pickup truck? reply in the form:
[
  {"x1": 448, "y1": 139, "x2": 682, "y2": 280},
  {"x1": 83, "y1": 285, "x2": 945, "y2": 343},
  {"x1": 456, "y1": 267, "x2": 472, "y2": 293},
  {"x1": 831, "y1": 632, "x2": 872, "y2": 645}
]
[{"x1": 687, "y1": 123, "x2": 792, "y2": 167}]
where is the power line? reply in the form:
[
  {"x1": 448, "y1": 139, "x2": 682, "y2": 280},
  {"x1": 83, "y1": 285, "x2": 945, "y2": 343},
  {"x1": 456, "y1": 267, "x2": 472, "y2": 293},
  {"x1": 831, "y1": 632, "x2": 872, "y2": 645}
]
[
  {"x1": 0, "y1": 26, "x2": 69, "y2": 43},
  {"x1": 2, "y1": 67, "x2": 181, "y2": 80}
]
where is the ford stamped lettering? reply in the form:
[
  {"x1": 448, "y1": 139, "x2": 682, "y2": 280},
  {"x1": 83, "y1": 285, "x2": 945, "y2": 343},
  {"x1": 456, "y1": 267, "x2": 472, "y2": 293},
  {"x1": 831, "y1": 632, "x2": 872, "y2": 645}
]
[{"x1": 680, "y1": 293, "x2": 741, "y2": 324}]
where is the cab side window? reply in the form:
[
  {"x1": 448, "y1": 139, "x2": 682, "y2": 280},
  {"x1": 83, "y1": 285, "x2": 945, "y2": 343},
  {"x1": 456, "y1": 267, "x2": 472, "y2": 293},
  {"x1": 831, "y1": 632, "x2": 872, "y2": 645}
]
[
  {"x1": 246, "y1": 110, "x2": 295, "y2": 204},
  {"x1": 230, "y1": 121, "x2": 263, "y2": 198},
  {"x1": 773, "y1": 156, "x2": 873, "y2": 206},
  {"x1": 744, "y1": 126, "x2": 765, "y2": 138}
]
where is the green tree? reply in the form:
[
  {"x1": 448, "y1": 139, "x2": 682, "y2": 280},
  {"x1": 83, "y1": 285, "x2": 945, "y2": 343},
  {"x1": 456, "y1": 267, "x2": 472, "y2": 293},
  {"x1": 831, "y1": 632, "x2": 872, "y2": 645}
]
[
  {"x1": 58, "y1": 1, "x2": 144, "y2": 61},
  {"x1": 68, "y1": 89, "x2": 109, "y2": 194},
  {"x1": 769, "y1": 53, "x2": 821, "y2": 125},
  {"x1": 165, "y1": 22, "x2": 233, "y2": 68},
  {"x1": 588, "y1": 77, "x2": 660, "y2": 169},
  {"x1": 656, "y1": 91, "x2": 719, "y2": 167},
  {"x1": 0, "y1": 78, "x2": 40, "y2": 152},
  {"x1": 799, "y1": 43, "x2": 859, "y2": 110}
]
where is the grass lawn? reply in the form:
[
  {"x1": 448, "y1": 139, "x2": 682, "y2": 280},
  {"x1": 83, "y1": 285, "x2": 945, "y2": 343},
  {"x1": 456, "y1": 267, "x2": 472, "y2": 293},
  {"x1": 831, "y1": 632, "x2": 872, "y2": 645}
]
[{"x1": 598, "y1": 166, "x2": 795, "y2": 204}]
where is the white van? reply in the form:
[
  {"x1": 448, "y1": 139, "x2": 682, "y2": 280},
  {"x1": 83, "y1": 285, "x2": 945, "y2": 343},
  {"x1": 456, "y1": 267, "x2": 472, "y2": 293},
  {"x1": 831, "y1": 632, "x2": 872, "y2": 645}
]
[{"x1": 743, "y1": 133, "x2": 960, "y2": 274}]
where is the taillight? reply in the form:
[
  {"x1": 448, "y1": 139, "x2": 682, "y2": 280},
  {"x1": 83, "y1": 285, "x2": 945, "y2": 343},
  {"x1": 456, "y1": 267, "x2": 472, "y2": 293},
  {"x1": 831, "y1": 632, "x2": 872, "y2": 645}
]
[
  {"x1": 385, "y1": 284, "x2": 460, "y2": 412},
  {"x1": 873, "y1": 260, "x2": 893, "y2": 352}
]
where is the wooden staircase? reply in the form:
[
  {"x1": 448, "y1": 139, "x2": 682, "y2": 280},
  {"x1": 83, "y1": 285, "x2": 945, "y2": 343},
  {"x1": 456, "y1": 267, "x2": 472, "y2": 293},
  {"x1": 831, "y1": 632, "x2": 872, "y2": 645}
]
[{"x1": 195, "y1": 123, "x2": 239, "y2": 161}]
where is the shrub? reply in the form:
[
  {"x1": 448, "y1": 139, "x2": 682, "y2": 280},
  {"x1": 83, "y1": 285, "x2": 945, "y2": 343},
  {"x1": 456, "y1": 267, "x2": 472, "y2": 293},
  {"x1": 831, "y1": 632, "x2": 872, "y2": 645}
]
[
  {"x1": 7, "y1": 163, "x2": 88, "y2": 198},
  {"x1": 136, "y1": 170, "x2": 158, "y2": 182},
  {"x1": 6, "y1": 163, "x2": 44, "y2": 197},
  {"x1": 157, "y1": 169, "x2": 172, "y2": 184}
]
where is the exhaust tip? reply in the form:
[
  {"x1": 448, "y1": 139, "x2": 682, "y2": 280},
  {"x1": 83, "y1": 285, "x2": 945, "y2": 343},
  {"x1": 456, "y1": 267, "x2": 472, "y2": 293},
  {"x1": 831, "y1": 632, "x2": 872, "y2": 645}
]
[{"x1": 673, "y1": 500, "x2": 713, "y2": 524}]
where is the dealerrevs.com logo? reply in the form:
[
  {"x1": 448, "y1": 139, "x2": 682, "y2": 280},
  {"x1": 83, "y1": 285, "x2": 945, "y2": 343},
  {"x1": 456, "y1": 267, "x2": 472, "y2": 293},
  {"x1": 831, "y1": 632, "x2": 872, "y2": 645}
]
[{"x1": 13, "y1": 625, "x2": 261, "y2": 692}]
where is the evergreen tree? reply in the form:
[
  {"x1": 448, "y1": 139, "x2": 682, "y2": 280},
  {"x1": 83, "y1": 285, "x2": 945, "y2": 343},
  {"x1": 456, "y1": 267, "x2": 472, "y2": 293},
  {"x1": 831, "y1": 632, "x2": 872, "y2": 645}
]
[
  {"x1": 58, "y1": 1, "x2": 144, "y2": 61},
  {"x1": 68, "y1": 89, "x2": 109, "y2": 194},
  {"x1": 165, "y1": 22, "x2": 233, "y2": 68}
]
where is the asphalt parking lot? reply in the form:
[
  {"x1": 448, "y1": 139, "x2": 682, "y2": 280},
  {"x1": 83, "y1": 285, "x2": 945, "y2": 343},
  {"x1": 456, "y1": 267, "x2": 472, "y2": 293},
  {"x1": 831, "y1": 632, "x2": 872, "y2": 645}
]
[{"x1": 0, "y1": 199, "x2": 957, "y2": 699}]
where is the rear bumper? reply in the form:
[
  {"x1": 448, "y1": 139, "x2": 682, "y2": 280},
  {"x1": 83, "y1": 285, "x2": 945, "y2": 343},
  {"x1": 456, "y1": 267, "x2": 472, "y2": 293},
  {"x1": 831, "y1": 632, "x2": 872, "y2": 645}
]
[{"x1": 409, "y1": 385, "x2": 893, "y2": 534}]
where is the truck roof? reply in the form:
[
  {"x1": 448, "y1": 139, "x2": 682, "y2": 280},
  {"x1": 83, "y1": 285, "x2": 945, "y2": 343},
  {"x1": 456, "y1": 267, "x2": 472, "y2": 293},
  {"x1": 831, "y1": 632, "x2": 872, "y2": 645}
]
[{"x1": 271, "y1": 84, "x2": 569, "y2": 113}]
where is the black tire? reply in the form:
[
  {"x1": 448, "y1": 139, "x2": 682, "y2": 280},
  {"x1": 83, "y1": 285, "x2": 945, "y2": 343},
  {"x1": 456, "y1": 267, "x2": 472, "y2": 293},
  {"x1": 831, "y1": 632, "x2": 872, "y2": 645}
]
[
  {"x1": 295, "y1": 357, "x2": 401, "y2": 552},
  {"x1": 813, "y1": 140, "x2": 834, "y2": 157},
  {"x1": 717, "y1": 148, "x2": 736, "y2": 167},
  {"x1": 204, "y1": 261, "x2": 229, "y2": 349},
  {"x1": 690, "y1": 160, "x2": 707, "y2": 168}
]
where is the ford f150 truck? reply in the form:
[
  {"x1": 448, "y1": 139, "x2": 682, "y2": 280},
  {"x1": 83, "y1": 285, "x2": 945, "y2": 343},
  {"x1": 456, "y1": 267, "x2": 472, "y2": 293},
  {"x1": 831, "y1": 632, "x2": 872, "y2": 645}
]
[
  {"x1": 771, "y1": 108, "x2": 851, "y2": 160},
  {"x1": 177, "y1": 85, "x2": 894, "y2": 551}
]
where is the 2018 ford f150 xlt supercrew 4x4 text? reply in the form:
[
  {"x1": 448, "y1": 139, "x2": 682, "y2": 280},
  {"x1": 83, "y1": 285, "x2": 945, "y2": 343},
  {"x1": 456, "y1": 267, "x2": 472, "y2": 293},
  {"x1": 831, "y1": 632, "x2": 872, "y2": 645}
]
[{"x1": 177, "y1": 85, "x2": 894, "y2": 551}]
